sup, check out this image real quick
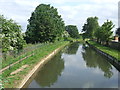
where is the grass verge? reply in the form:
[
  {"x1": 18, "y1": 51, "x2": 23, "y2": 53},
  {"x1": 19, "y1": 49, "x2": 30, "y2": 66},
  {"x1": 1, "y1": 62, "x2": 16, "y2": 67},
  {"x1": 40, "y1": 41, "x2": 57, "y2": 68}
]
[
  {"x1": 88, "y1": 41, "x2": 120, "y2": 61},
  {"x1": 2, "y1": 43, "x2": 44, "y2": 68},
  {"x1": 1, "y1": 41, "x2": 69, "y2": 88}
]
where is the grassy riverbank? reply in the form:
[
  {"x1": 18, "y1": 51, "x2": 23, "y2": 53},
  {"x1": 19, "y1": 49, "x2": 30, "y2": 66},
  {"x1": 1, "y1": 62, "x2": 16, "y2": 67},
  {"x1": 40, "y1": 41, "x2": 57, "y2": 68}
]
[
  {"x1": 1, "y1": 41, "x2": 69, "y2": 88},
  {"x1": 88, "y1": 41, "x2": 120, "y2": 61},
  {"x1": 1, "y1": 43, "x2": 44, "y2": 69}
]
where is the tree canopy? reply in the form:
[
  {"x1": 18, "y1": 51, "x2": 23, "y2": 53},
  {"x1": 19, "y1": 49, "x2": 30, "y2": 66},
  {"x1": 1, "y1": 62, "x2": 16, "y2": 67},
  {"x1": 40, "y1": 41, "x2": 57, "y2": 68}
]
[
  {"x1": 25, "y1": 4, "x2": 65, "y2": 43},
  {"x1": 82, "y1": 16, "x2": 99, "y2": 39},
  {"x1": 65, "y1": 25, "x2": 79, "y2": 38},
  {"x1": 95, "y1": 20, "x2": 114, "y2": 45},
  {"x1": 82, "y1": 16, "x2": 115, "y2": 45}
]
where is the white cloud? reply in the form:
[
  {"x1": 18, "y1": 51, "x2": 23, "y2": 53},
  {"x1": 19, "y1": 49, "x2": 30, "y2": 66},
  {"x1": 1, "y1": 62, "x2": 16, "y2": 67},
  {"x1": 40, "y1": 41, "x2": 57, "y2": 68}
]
[
  {"x1": 42, "y1": 0, "x2": 119, "y2": 5},
  {"x1": 56, "y1": 1, "x2": 118, "y2": 32},
  {"x1": 0, "y1": 0, "x2": 119, "y2": 33},
  {"x1": 14, "y1": 0, "x2": 40, "y2": 7}
]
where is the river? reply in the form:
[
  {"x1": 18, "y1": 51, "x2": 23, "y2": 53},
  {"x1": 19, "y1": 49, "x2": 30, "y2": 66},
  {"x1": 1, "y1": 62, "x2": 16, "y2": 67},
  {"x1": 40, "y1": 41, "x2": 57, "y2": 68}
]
[{"x1": 27, "y1": 42, "x2": 119, "y2": 88}]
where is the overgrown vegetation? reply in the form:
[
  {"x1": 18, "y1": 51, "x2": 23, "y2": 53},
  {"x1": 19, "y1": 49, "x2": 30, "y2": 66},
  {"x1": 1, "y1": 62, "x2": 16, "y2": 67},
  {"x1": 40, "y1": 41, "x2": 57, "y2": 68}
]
[{"x1": 0, "y1": 15, "x2": 26, "y2": 60}]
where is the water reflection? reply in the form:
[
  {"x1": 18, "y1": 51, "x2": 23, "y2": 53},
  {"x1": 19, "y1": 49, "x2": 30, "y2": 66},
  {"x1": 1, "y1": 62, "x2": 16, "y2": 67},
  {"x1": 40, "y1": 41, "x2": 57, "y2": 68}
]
[
  {"x1": 64, "y1": 42, "x2": 79, "y2": 55},
  {"x1": 27, "y1": 43, "x2": 118, "y2": 88},
  {"x1": 81, "y1": 47, "x2": 113, "y2": 78},
  {"x1": 34, "y1": 52, "x2": 64, "y2": 87}
]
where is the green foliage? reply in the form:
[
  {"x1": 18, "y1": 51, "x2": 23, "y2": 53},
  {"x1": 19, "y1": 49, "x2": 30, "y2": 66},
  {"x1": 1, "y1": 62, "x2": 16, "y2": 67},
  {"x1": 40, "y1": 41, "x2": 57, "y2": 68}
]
[
  {"x1": 82, "y1": 16, "x2": 114, "y2": 45},
  {"x1": 79, "y1": 34, "x2": 83, "y2": 39},
  {"x1": 25, "y1": 4, "x2": 65, "y2": 43},
  {"x1": 94, "y1": 27, "x2": 104, "y2": 42},
  {"x1": 65, "y1": 25, "x2": 79, "y2": 38},
  {"x1": 0, "y1": 15, "x2": 26, "y2": 60},
  {"x1": 95, "y1": 20, "x2": 114, "y2": 45},
  {"x1": 82, "y1": 16, "x2": 99, "y2": 39},
  {"x1": 62, "y1": 31, "x2": 70, "y2": 38},
  {"x1": 102, "y1": 20, "x2": 114, "y2": 41}
]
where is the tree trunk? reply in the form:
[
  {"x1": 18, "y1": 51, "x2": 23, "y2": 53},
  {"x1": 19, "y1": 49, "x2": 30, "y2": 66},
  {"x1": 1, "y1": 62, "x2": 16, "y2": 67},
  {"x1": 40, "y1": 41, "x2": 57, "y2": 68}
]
[{"x1": 106, "y1": 40, "x2": 109, "y2": 46}]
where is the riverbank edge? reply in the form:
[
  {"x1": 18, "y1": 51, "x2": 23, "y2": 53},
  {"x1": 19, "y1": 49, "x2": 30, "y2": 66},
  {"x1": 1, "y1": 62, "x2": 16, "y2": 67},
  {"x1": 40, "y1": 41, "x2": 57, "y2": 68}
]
[
  {"x1": 86, "y1": 41, "x2": 120, "y2": 72},
  {"x1": 18, "y1": 42, "x2": 70, "y2": 89}
]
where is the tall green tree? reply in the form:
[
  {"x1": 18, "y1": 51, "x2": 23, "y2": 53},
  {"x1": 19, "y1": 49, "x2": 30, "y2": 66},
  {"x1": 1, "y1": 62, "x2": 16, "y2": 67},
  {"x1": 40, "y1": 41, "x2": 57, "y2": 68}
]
[
  {"x1": 82, "y1": 16, "x2": 99, "y2": 39},
  {"x1": 101, "y1": 20, "x2": 114, "y2": 45},
  {"x1": 95, "y1": 27, "x2": 105, "y2": 43},
  {"x1": 0, "y1": 15, "x2": 25, "y2": 60},
  {"x1": 95, "y1": 20, "x2": 114, "y2": 45},
  {"x1": 65, "y1": 25, "x2": 79, "y2": 38},
  {"x1": 25, "y1": 4, "x2": 65, "y2": 43}
]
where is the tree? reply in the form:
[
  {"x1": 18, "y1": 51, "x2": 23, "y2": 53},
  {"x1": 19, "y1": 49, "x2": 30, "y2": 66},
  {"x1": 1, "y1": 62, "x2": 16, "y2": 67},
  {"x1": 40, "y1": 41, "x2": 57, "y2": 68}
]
[
  {"x1": 94, "y1": 27, "x2": 104, "y2": 43},
  {"x1": 0, "y1": 15, "x2": 25, "y2": 60},
  {"x1": 82, "y1": 16, "x2": 99, "y2": 39},
  {"x1": 65, "y1": 25, "x2": 79, "y2": 38},
  {"x1": 25, "y1": 4, "x2": 65, "y2": 43},
  {"x1": 101, "y1": 20, "x2": 114, "y2": 45},
  {"x1": 95, "y1": 20, "x2": 114, "y2": 45}
]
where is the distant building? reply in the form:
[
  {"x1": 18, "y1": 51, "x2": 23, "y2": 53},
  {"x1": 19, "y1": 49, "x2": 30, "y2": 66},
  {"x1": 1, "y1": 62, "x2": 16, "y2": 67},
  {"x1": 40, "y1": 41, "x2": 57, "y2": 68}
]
[
  {"x1": 113, "y1": 36, "x2": 119, "y2": 42},
  {"x1": 114, "y1": 36, "x2": 118, "y2": 40}
]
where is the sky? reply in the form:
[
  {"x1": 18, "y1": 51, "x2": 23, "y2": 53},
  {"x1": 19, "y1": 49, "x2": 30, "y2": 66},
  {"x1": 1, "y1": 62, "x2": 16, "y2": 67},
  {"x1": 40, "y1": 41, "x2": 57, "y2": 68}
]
[{"x1": 0, "y1": 0, "x2": 119, "y2": 34}]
